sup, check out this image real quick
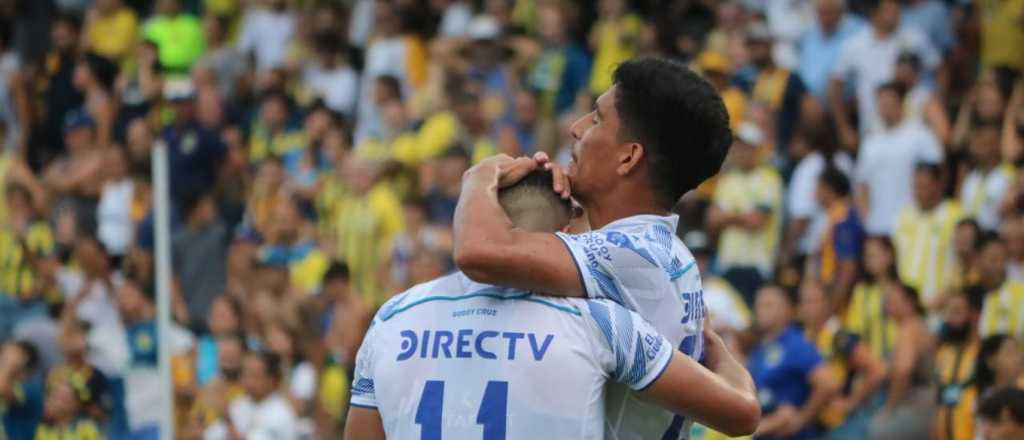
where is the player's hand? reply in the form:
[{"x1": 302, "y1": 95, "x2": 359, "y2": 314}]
[
  {"x1": 469, "y1": 154, "x2": 540, "y2": 188},
  {"x1": 533, "y1": 152, "x2": 571, "y2": 199}
]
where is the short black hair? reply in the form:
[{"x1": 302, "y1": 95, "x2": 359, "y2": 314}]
[
  {"x1": 498, "y1": 169, "x2": 572, "y2": 232},
  {"x1": 914, "y1": 162, "x2": 943, "y2": 181},
  {"x1": 375, "y1": 74, "x2": 403, "y2": 101},
  {"x1": 322, "y1": 261, "x2": 350, "y2": 284},
  {"x1": 612, "y1": 57, "x2": 732, "y2": 209},
  {"x1": 251, "y1": 351, "x2": 283, "y2": 381},
  {"x1": 180, "y1": 190, "x2": 213, "y2": 220},
  {"x1": 976, "y1": 334, "x2": 1015, "y2": 393},
  {"x1": 975, "y1": 230, "x2": 1004, "y2": 253},
  {"x1": 819, "y1": 166, "x2": 851, "y2": 197},
  {"x1": 978, "y1": 386, "x2": 1024, "y2": 423},
  {"x1": 962, "y1": 285, "x2": 987, "y2": 313},
  {"x1": 876, "y1": 81, "x2": 908, "y2": 101}
]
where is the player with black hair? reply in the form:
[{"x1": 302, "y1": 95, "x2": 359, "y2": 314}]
[{"x1": 453, "y1": 56, "x2": 740, "y2": 438}]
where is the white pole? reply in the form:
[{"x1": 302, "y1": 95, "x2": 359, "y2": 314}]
[{"x1": 152, "y1": 141, "x2": 175, "y2": 439}]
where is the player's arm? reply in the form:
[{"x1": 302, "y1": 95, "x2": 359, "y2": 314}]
[
  {"x1": 343, "y1": 406, "x2": 386, "y2": 440},
  {"x1": 344, "y1": 322, "x2": 385, "y2": 440},
  {"x1": 453, "y1": 155, "x2": 585, "y2": 296},
  {"x1": 638, "y1": 328, "x2": 760, "y2": 437}
]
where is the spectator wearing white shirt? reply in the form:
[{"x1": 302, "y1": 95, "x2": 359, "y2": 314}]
[
  {"x1": 205, "y1": 351, "x2": 297, "y2": 440},
  {"x1": 782, "y1": 120, "x2": 853, "y2": 263},
  {"x1": 854, "y1": 81, "x2": 943, "y2": 236},
  {"x1": 236, "y1": 0, "x2": 296, "y2": 73},
  {"x1": 829, "y1": 0, "x2": 939, "y2": 147},
  {"x1": 302, "y1": 33, "x2": 359, "y2": 118},
  {"x1": 436, "y1": 0, "x2": 473, "y2": 38},
  {"x1": 960, "y1": 121, "x2": 1014, "y2": 232},
  {"x1": 96, "y1": 147, "x2": 134, "y2": 259}
]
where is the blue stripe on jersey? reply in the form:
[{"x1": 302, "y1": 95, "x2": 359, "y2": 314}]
[
  {"x1": 350, "y1": 403, "x2": 379, "y2": 410},
  {"x1": 592, "y1": 266, "x2": 625, "y2": 304},
  {"x1": 672, "y1": 261, "x2": 696, "y2": 281},
  {"x1": 661, "y1": 415, "x2": 687, "y2": 440},
  {"x1": 585, "y1": 301, "x2": 615, "y2": 348},
  {"x1": 612, "y1": 303, "x2": 635, "y2": 379},
  {"x1": 352, "y1": 378, "x2": 375, "y2": 396},
  {"x1": 636, "y1": 349, "x2": 673, "y2": 392},
  {"x1": 625, "y1": 333, "x2": 648, "y2": 385},
  {"x1": 379, "y1": 288, "x2": 582, "y2": 321}
]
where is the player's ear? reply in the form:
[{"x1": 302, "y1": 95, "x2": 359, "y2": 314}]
[{"x1": 617, "y1": 142, "x2": 644, "y2": 176}]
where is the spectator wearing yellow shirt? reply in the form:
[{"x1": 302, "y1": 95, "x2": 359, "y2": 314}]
[
  {"x1": 34, "y1": 382, "x2": 102, "y2": 440},
  {"x1": 184, "y1": 333, "x2": 247, "y2": 437},
  {"x1": 977, "y1": 233, "x2": 1024, "y2": 339},
  {"x1": 695, "y1": 51, "x2": 746, "y2": 130},
  {"x1": 948, "y1": 219, "x2": 982, "y2": 290},
  {"x1": 744, "y1": 24, "x2": 807, "y2": 151},
  {"x1": 588, "y1": 0, "x2": 641, "y2": 95},
  {"x1": 0, "y1": 184, "x2": 58, "y2": 340},
  {"x1": 706, "y1": 123, "x2": 783, "y2": 304},
  {"x1": 259, "y1": 195, "x2": 329, "y2": 296},
  {"x1": 333, "y1": 158, "x2": 404, "y2": 306},
  {"x1": 893, "y1": 163, "x2": 961, "y2": 311},
  {"x1": 799, "y1": 280, "x2": 887, "y2": 439},
  {"x1": 142, "y1": 0, "x2": 205, "y2": 73},
  {"x1": 413, "y1": 83, "x2": 498, "y2": 166},
  {"x1": 845, "y1": 237, "x2": 900, "y2": 359},
  {"x1": 933, "y1": 288, "x2": 984, "y2": 440},
  {"x1": 248, "y1": 91, "x2": 307, "y2": 168},
  {"x1": 978, "y1": 0, "x2": 1024, "y2": 70},
  {"x1": 83, "y1": 0, "x2": 138, "y2": 67}
]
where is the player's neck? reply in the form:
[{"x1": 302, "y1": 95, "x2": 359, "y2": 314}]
[{"x1": 584, "y1": 188, "x2": 669, "y2": 230}]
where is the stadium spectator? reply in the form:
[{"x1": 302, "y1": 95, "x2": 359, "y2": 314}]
[
  {"x1": 141, "y1": 0, "x2": 204, "y2": 74},
  {"x1": 203, "y1": 351, "x2": 297, "y2": 439},
  {"x1": 707, "y1": 122, "x2": 782, "y2": 303},
  {"x1": 748, "y1": 284, "x2": 837, "y2": 440},
  {"x1": 977, "y1": 234, "x2": 1024, "y2": 338},
  {"x1": 740, "y1": 23, "x2": 807, "y2": 151},
  {"x1": 961, "y1": 120, "x2": 1014, "y2": 231},
  {"x1": 172, "y1": 190, "x2": 227, "y2": 331},
  {"x1": 797, "y1": 0, "x2": 863, "y2": 101},
  {"x1": 0, "y1": 341, "x2": 43, "y2": 439},
  {"x1": 853, "y1": 81, "x2": 943, "y2": 236},
  {"x1": 869, "y1": 283, "x2": 935, "y2": 440},
  {"x1": 782, "y1": 119, "x2": 853, "y2": 264},
  {"x1": 829, "y1": 0, "x2": 938, "y2": 144},
  {"x1": 933, "y1": 288, "x2": 984, "y2": 440},
  {"x1": 813, "y1": 165, "x2": 864, "y2": 303},
  {"x1": 35, "y1": 381, "x2": 102, "y2": 439},
  {"x1": 194, "y1": 295, "x2": 242, "y2": 386},
  {"x1": 975, "y1": 334, "x2": 1024, "y2": 398},
  {"x1": 236, "y1": 0, "x2": 294, "y2": 75},
  {"x1": 893, "y1": 163, "x2": 960, "y2": 311},
  {"x1": 977, "y1": 386, "x2": 1024, "y2": 440},
  {"x1": 845, "y1": 237, "x2": 899, "y2": 359},
  {"x1": 798, "y1": 280, "x2": 886, "y2": 440}
]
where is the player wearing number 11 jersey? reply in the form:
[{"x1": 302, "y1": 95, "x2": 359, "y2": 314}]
[{"x1": 344, "y1": 171, "x2": 758, "y2": 440}]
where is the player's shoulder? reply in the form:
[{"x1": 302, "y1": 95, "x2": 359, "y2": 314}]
[{"x1": 373, "y1": 272, "x2": 472, "y2": 324}]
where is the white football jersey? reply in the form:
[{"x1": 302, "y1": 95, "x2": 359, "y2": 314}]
[
  {"x1": 350, "y1": 272, "x2": 673, "y2": 440},
  {"x1": 556, "y1": 214, "x2": 705, "y2": 440}
]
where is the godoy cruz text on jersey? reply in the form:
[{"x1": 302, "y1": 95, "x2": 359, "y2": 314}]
[{"x1": 394, "y1": 328, "x2": 665, "y2": 362}]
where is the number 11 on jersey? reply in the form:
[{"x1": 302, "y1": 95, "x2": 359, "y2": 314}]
[{"x1": 415, "y1": 380, "x2": 509, "y2": 440}]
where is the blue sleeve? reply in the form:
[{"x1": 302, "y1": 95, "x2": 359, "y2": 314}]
[
  {"x1": 554, "y1": 230, "x2": 647, "y2": 305},
  {"x1": 584, "y1": 300, "x2": 673, "y2": 391}
]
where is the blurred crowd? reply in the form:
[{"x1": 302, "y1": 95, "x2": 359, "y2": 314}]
[{"x1": 0, "y1": 0, "x2": 1020, "y2": 439}]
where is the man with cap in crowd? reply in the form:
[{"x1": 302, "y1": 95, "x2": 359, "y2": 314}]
[
  {"x1": 157, "y1": 78, "x2": 226, "y2": 207},
  {"x1": 706, "y1": 122, "x2": 784, "y2": 304},
  {"x1": 740, "y1": 23, "x2": 807, "y2": 151}
]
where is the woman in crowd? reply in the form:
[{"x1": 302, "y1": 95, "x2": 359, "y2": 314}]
[
  {"x1": 869, "y1": 283, "x2": 935, "y2": 440},
  {"x1": 975, "y1": 334, "x2": 1024, "y2": 397},
  {"x1": 845, "y1": 237, "x2": 900, "y2": 359}
]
